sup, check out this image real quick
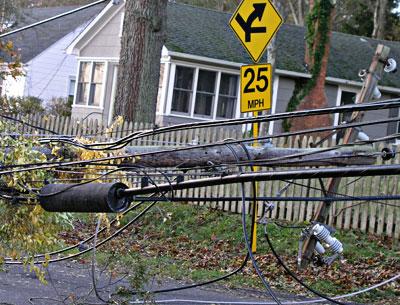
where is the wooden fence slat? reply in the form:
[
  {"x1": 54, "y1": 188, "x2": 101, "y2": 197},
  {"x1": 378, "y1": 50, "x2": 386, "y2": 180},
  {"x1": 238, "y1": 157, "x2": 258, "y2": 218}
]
[{"x1": 360, "y1": 176, "x2": 371, "y2": 233}]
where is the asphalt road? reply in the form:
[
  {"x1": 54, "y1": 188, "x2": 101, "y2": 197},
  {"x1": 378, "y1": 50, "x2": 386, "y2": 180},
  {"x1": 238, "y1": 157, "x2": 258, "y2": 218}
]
[{"x1": 0, "y1": 261, "x2": 353, "y2": 305}]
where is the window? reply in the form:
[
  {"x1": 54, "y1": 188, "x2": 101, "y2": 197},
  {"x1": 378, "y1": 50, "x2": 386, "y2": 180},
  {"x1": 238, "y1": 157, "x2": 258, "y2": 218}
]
[
  {"x1": 217, "y1": 73, "x2": 238, "y2": 118},
  {"x1": 170, "y1": 65, "x2": 239, "y2": 120},
  {"x1": 68, "y1": 77, "x2": 76, "y2": 104},
  {"x1": 171, "y1": 66, "x2": 194, "y2": 114},
  {"x1": 194, "y1": 70, "x2": 216, "y2": 117},
  {"x1": 76, "y1": 61, "x2": 105, "y2": 107}
]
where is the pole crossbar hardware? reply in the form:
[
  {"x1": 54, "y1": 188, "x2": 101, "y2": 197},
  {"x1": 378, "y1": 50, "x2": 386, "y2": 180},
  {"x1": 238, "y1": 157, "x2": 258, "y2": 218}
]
[{"x1": 301, "y1": 44, "x2": 392, "y2": 267}]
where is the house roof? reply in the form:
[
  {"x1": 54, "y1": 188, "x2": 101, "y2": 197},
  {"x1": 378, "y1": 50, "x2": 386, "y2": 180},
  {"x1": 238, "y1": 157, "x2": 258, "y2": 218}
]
[
  {"x1": 2, "y1": 3, "x2": 106, "y2": 63},
  {"x1": 166, "y1": 3, "x2": 400, "y2": 88}
]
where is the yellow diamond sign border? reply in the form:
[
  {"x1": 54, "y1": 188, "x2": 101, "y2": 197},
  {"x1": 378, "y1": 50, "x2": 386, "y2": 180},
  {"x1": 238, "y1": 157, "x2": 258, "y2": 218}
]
[{"x1": 229, "y1": 0, "x2": 283, "y2": 63}]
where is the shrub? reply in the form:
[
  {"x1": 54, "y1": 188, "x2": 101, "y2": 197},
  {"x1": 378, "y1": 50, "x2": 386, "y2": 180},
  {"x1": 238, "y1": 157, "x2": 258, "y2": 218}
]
[
  {"x1": 0, "y1": 96, "x2": 45, "y2": 115},
  {"x1": 46, "y1": 97, "x2": 72, "y2": 117}
]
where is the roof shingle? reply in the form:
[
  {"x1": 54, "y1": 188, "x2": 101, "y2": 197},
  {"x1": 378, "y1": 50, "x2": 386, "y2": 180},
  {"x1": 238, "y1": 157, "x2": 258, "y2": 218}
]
[{"x1": 3, "y1": 3, "x2": 106, "y2": 63}]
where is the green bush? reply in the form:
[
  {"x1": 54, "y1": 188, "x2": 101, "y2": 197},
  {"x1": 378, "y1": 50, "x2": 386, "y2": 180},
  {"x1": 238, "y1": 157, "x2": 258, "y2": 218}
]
[
  {"x1": 46, "y1": 97, "x2": 72, "y2": 117},
  {"x1": 0, "y1": 96, "x2": 45, "y2": 115}
]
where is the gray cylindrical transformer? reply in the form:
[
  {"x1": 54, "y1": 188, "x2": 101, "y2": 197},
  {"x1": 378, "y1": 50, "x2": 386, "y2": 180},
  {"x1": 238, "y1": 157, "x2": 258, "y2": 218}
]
[{"x1": 39, "y1": 183, "x2": 130, "y2": 213}]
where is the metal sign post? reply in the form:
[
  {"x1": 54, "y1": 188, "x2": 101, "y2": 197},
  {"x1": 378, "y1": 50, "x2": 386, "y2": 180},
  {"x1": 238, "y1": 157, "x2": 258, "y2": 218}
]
[{"x1": 230, "y1": 0, "x2": 283, "y2": 252}]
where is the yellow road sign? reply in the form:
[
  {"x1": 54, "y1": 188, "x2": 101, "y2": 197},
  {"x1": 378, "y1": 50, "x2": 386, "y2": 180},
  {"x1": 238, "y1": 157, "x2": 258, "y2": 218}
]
[
  {"x1": 240, "y1": 64, "x2": 272, "y2": 113},
  {"x1": 230, "y1": 0, "x2": 283, "y2": 63}
]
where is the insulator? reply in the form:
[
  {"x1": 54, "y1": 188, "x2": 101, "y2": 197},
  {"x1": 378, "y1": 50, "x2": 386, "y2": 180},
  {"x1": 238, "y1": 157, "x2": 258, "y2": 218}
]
[
  {"x1": 39, "y1": 183, "x2": 130, "y2": 213},
  {"x1": 315, "y1": 241, "x2": 326, "y2": 254},
  {"x1": 312, "y1": 224, "x2": 343, "y2": 254}
]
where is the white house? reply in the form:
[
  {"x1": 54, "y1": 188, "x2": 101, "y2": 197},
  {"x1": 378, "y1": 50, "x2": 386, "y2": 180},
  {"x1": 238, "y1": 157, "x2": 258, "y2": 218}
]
[{"x1": 2, "y1": 4, "x2": 105, "y2": 104}]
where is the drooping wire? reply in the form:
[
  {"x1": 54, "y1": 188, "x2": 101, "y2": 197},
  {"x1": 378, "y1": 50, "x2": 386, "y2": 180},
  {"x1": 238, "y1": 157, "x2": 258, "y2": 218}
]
[
  {"x1": 225, "y1": 141, "x2": 282, "y2": 304},
  {"x1": 38, "y1": 98, "x2": 400, "y2": 150},
  {"x1": 0, "y1": 0, "x2": 109, "y2": 38},
  {"x1": 264, "y1": 225, "x2": 348, "y2": 305}
]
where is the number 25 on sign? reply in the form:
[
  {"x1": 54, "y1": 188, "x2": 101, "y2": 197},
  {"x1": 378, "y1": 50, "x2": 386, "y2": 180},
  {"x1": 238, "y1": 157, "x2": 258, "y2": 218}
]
[{"x1": 240, "y1": 63, "x2": 272, "y2": 113}]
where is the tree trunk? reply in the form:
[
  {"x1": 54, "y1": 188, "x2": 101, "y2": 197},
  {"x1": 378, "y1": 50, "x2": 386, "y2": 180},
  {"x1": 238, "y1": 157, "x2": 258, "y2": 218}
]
[
  {"x1": 114, "y1": 0, "x2": 167, "y2": 123},
  {"x1": 290, "y1": 0, "x2": 334, "y2": 136},
  {"x1": 297, "y1": 0, "x2": 304, "y2": 26},
  {"x1": 287, "y1": 0, "x2": 305, "y2": 26},
  {"x1": 372, "y1": 0, "x2": 387, "y2": 40}
]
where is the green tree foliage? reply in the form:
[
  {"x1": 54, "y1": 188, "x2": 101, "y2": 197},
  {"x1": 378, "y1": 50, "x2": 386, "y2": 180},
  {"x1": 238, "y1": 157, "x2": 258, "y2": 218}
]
[
  {"x1": 0, "y1": 119, "x2": 67, "y2": 282},
  {"x1": 334, "y1": 0, "x2": 400, "y2": 40}
]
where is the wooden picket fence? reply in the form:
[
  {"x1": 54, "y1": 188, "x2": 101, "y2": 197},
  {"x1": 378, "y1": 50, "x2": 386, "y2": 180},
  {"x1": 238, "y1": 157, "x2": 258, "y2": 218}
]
[{"x1": 8, "y1": 113, "x2": 400, "y2": 240}]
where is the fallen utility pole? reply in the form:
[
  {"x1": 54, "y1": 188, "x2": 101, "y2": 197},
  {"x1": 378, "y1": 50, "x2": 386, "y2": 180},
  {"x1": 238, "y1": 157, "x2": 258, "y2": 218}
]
[
  {"x1": 36, "y1": 143, "x2": 379, "y2": 169},
  {"x1": 300, "y1": 44, "x2": 392, "y2": 267},
  {"x1": 122, "y1": 145, "x2": 377, "y2": 168}
]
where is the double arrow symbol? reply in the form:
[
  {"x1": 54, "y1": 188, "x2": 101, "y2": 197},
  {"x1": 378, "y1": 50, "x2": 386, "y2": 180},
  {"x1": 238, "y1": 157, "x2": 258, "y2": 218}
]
[{"x1": 235, "y1": 3, "x2": 267, "y2": 42}]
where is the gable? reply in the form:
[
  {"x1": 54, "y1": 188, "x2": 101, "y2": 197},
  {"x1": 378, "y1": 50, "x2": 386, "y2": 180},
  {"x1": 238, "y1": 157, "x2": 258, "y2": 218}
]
[
  {"x1": 2, "y1": 4, "x2": 106, "y2": 63},
  {"x1": 80, "y1": 7, "x2": 123, "y2": 58}
]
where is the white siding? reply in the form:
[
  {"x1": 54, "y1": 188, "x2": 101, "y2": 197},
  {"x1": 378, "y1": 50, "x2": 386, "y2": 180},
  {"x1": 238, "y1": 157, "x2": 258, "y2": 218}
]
[
  {"x1": 23, "y1": 25, "x2": 87, "y2": 104},
  {"x1": 3, "y1": 74, "x2": 26, "y2": 97}
]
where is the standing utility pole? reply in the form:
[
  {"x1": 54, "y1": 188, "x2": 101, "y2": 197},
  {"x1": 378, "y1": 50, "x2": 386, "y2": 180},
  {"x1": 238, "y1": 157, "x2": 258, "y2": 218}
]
[{"x1": 300, "y1": 44, "x2": 391, "y2": 267}]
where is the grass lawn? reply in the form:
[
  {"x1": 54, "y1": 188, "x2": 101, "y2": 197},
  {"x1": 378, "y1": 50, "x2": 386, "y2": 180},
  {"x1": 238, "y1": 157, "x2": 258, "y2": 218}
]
[{"x1": 66, "y1": 201, "x2": 400, "y2": 304}]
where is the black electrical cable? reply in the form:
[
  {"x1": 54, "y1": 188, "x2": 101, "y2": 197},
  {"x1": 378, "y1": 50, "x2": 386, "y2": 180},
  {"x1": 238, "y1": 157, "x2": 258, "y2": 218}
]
[
  {"x1": 231, "y1": 141, "x2": 282, "y2": 305},
  {"x1": 5, "y1": 197, "x2": 158, "y2": 265},
  {"x1": 134, "y1": 255, "x2": 251, "y2": 295},
  {"x1": 0, "y1": 114, "x2": 59, "y2": 135},
  {"x1": 39, "y1": 113, "x2": 400, "y2": 153},
  {"x1": 128, "y1": 142, "x2": 281, "y2": 300},
  {"x1": 5, "y1": 199, "x2": 146, "y2": 262},
  {"x1": 6, "y1": 162, "x2": 170, "y2": 263},
  {"x1": 91, "y1": 216, "x2": 109, "y2": 303},
  {"x1": 112, "y1": 195, "x2": 400, "y2": 206},
  {"x1": 120, "y1": 163, "x2": 400, "y2": 197},
  {"x1": 271, "y1": 221, "x2": 306, "y2": 230},
  {"x1": 3, "y1": 112, "x2": 399, "y2": 174},
  {"x1": 2, "y1": 126, "x2": 397, "y2": 178},
  {"x1": 280, "y1": 179, "x2": 400, "y2": 210},
  {"x1": 0, "y1": 0, "x2": 109, "y2": 38},
  {"x1": 120, "y1": 164, "x2": 253, "y2": 295},
  {"x1": 39, "y1": 98, "x2": 400, "y2": 150}
]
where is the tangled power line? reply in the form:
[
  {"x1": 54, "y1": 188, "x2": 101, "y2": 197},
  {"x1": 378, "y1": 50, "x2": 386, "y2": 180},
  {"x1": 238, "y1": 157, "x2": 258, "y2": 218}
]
[
  {"x1": 0, "y1": 97, "x2": 399, "y2": 304},
  {"x1": 1, "y1": 1, "x2": 399, "y2": 302}
]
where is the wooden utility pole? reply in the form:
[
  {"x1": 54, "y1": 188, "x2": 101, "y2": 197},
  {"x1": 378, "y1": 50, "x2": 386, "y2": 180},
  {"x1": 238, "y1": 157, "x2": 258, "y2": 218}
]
[{"x1": 301, "y1": 44, "x2": 391, "y2": 267}]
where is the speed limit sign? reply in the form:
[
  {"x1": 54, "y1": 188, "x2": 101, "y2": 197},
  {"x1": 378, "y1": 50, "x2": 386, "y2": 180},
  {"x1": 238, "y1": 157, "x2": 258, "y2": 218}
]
[{"x1": 240, "y1": 63, "x2": 272, "y2": 113}]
